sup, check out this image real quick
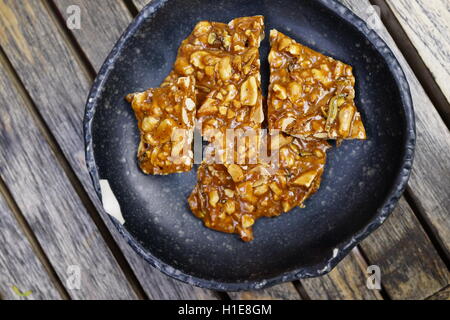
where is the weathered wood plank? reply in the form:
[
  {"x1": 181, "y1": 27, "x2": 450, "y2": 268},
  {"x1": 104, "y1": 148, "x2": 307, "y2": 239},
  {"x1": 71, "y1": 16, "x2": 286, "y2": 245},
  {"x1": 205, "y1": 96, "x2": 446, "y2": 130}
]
[
  {"x1": 0, "y1": 188, "x2": 63, "y2": 300},
  {"x1": 53, "y1": 0, "x2": 133, "y2": 71},
  {"x1": 360, "y1": 198, "x2": 449, "y2": 300},
  {"x1": 0, "y1": 0, "x2": 217, "y2": 300},
  {"x1": 53, "y1": 0, "x2": 299, "y2": 301},
  {"x1": 386, "y1": 0, "x2": 450, "y2": 106},
  {"x1": 426, "y1": 285, "x2": 450, "y2": 301},
  {"x1": 22, "y1": 0, "x2": 450, "y2": 300},
  {"x1": 300, "y1": 249, "x2": 382, "y2": 300},
  {"x1": 131, "y1": 0, "x2": 150, "y2": 11},
  {"x1": 0, "y1": 49, "x2": 137, "y2": 299},
  {"x1": 229, "y1": 283, "x2": 302, "y2": 300},
  {"x1": 344, "y1": 0, "x2": 450, "y2": 261},
  {"x1": 340, "y1": 0, "x2": 450, "y2": 291}
]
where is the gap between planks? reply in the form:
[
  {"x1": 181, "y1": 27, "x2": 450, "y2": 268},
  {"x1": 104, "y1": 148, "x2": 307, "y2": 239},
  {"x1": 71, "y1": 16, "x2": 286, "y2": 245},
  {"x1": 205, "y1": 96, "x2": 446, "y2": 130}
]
[
  {"x1": 9, "y1": 0, "x2": 446, "y2": 300},
  {"x1": 123, "y1": 0, "x2": 140, "y2": 17},
  {"x1": 0, "y1": 6, "x2": 147, "y2": 299},
  {"x1": 0, "y1": 64, "x2": 70, "y2": 298},
  {"x1": 369, "y1": 0, "x2": 450, "y2": 268},
  {"x1": 46, "y1": 0, "x2": 97, "y2": 79},
  {"x1": 44, "y1": 0, "x2": 226, "y2": 301},
  {"x1": 404, "y1": 191, "x2": 450, "y2": 269},
  {"x1": 0, "y1": 176, "x2": 70, "y2": 300},
  {"x1": 426, "y1": 285, "x2": 450, "y2": 300},
  {"x1": 370, "y1": 0, "x2": 450, "y2": 128}
]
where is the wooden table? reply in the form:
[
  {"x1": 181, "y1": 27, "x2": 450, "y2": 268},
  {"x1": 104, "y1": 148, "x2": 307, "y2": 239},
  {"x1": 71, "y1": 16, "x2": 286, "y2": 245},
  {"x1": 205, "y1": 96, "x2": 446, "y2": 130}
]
[{"x1": 0, "y1": 0, "x2": 448, "y2": 300}]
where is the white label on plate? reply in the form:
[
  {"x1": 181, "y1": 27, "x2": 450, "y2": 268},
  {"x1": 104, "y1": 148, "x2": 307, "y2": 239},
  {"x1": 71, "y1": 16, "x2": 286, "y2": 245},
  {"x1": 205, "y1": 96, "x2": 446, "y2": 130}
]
[{"x1": 99, "y1": 180, "x2": 125, "y2": 225}]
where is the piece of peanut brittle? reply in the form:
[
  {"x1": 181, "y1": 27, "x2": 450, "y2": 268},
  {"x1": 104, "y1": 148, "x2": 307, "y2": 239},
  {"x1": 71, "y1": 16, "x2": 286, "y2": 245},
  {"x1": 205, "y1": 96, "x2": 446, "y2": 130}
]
[
  {"x1": 163, "y1": 16, "x2": 265, "y2": 141},
  {"x1": 268, "y1": 29, "x2": 366, "y2": 140},
  {"x1": 188, "y1": 135, "x2": 330, "y2": 241},
  {"x1": 127, "y1": 76, "x2": 196, "y2": 175}
]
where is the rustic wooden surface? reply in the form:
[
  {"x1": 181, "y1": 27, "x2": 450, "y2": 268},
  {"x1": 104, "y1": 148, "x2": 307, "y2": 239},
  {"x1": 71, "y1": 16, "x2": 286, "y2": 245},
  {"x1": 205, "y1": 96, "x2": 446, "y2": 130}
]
[
  {"x1": 0, "y1": 0, "x2": 448, "y2": 300},
  {"x1": 0, "y1": 0, "x2": 217, "y2": 300},
  {"x1": 340, "y1": 0, "x2": 450, "y2": 299},
  {"x1": 386, "y1": 0, "x2": 450, "y2": 106},
  {"x1": 0, "y1": 186, "x2": 63, "y2": 300}
]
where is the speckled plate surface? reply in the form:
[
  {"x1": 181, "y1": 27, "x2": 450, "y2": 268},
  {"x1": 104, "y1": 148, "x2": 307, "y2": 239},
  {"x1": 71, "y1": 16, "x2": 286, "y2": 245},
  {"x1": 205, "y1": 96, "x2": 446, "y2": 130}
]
[{"x1": 84, "y1": 0, "x2": 415, "y2": 291}]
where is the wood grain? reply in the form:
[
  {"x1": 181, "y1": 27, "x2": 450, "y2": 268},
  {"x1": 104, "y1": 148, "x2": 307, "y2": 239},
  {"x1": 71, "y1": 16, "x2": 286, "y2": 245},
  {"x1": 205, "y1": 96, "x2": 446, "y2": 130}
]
[
  {"x1": 53, "y1": 0, "x2": 133, "y2": 71},
  {"x1": 58, "y1": 0, "x2": 450, "y2": 300},
  {"x1": 360, "y1": 198, "x2": 449, "y2": 300},
  {"x1": 0, "y1": 189, "x2": 62, "y2": 300},
  {"x1": 0, "y1": 1, "x2": 446, "y2": 302},
  {"x1": 0, "y1": 48, "x2": 137, "y2": 299},
  {"x1": 0, "y1": 0, "x2": 218, "y2": 300},
  {"x1": 426, "y1": 285, "x2": 450, "y2": 300},
  {"x1": 301, "y1": 249, "x2": 382, "y2": 300},
  {"x1": 228, "y1": 283, "x2": 302, "y2": 300},
  {"x1": 53, "y1": 0, "x2": 298, "y2": 301},
  {"x1": 340, "y1": 0, "x2": 450, "y2": 289},
  {"x1": 386, "y1": 0, "x2": 450, "y2": 106},
  {"x1": 132, "y1": 0, "x2": 150, "y2": 11}
]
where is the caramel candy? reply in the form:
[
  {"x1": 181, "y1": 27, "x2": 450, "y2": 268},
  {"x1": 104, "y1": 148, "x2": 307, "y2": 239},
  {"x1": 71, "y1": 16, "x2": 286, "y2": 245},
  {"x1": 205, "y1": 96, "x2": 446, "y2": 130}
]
[
  {"x1": 163, "y1": 16, "x2": 265, "y2": 141},
  {"x1": 127, "y1": 76, "x2": 196, "y2": 175},
  {"x1": 268, "y1": 30, "x2": 366, "y2": 140},
  {"x1": 188, "y1": 137, "x2": 330, "y2": 241}
]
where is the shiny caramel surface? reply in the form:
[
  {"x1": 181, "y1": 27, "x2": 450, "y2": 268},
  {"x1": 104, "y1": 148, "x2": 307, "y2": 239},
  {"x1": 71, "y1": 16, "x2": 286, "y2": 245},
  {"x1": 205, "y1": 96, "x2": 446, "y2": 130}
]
[
  {"x1": 127, "y1": 76, "x2": 196, "y2": 175},
  {"x1": 268, "y1": 30, "x2": 366, "y2": 140},
  {"x1": 188, "y1": 137, "x2": 330, "y2": 241},
  {"x1": 162, "y1": 16, "x2": 265, "y2": 140},
  {"x1": 127, "y1": 20, "x2": 365, "y2": 241}
]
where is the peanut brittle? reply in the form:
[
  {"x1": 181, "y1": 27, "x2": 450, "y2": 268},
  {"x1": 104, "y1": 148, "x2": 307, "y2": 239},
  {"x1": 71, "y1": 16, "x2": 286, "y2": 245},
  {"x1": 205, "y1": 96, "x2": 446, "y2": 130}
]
[
  {"x1": 163, "y1": 16, "x2": 265, "y2": 140},
  {"x1": 127, "y1": 76, "x2": 196, "y2": 175},
  {"x1": 188, "y1": 136, "x2": 330, "y2": 241},
  {"x1": 268, "y1": 30, "x2": 366, "y2": 140}
]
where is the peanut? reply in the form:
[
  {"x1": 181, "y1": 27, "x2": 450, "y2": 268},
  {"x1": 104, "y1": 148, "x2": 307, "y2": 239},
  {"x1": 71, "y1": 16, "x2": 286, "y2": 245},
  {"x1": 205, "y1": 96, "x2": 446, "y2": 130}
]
[
  {"x1": 227, "y1": 164, "x2": 244, "y2": 182},
  {"x1": 141, "y1": 116, "x2": 159, "y2": 132},
  {"x1": 224, "y1": 200, "x2": 236, "y2": 215},
  {"x1": 219, "y1": 56, "x2": 232, "y2": 81},
  {"x1": 288, "y1": 82, "x2": 302, "y2": 102},
  {"x1": 338, "y1": 104, "x2": 356, "y2": 137},
  {"x1": 293, "y1": 170, "x2": 318, "y2": 188},
  {"x1": 209, "y1": 190, "x2": 219, "y2": 208},
  {"x1": 242, "y1": 215, "x2": 255, "y2": 228},
  {"x1": 240, "y1": 76, "x2": 258, "y2": 106},
  {"x1": 269, "y1": 182, "x2": 283, "y2": 195},
  {"x1": 273, "y1": 83, "x2": 287, "y2": 100},
  {"x1": 190, "y1": 51, "x2": 208, "y2": 69},
  {"x1": 198, "y1": 98, "x2": 218, "y2": 115},
  {"x1": 254, "y1": 184, "x2": 269, "y2": 196},
  {"x1": 155, "y1": 119, "x2": 176, "y2": 143}
]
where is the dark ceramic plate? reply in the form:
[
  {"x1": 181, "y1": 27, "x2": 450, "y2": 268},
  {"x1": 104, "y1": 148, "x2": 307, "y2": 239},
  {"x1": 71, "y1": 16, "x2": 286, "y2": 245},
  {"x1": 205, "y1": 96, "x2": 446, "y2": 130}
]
[{"x1": 84, "y1": 0, "x2": 415, "y2": 290}]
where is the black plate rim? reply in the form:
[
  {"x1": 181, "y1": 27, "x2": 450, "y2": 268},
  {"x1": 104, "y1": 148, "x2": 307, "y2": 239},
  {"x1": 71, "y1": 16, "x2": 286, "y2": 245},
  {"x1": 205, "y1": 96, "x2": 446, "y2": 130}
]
[{"x1": 83, "y1": 0, "x2": 416, "y2": 291}]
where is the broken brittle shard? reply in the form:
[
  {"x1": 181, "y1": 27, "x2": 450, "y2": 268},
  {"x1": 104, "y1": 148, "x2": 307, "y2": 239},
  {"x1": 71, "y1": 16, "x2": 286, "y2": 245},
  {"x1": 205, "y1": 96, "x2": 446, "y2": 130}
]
[
  {"x1": 163, "y1": 16, "x2": 265, "y2": 141},
  {"x1": 188, "y1": 134, "x2": 330, "y2": 242},
  {"x1": 268, "y1": 29, "x2": 366, "y2": 140},
  {"x1": 127, "y1": 76, "x2": 196, "y2": 175}
]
